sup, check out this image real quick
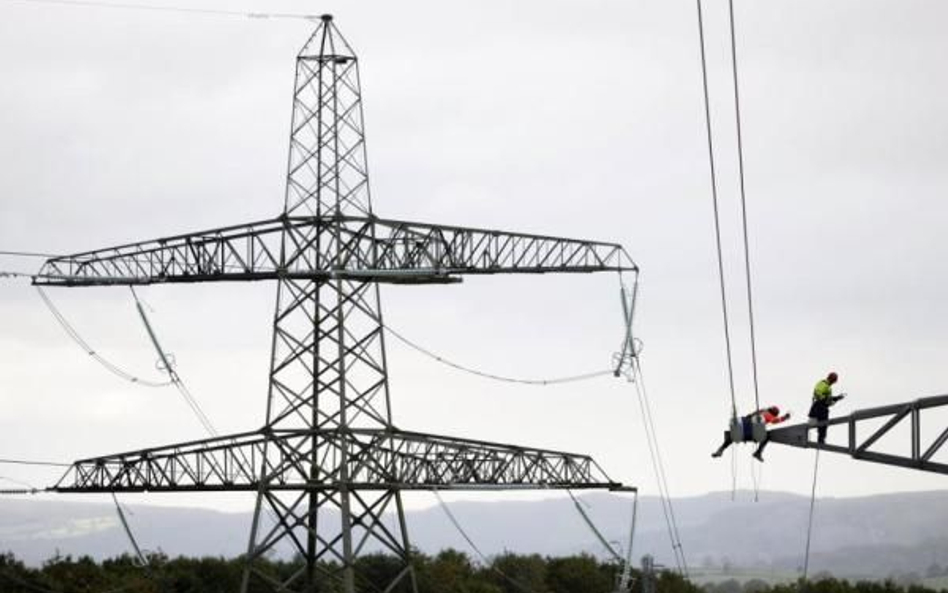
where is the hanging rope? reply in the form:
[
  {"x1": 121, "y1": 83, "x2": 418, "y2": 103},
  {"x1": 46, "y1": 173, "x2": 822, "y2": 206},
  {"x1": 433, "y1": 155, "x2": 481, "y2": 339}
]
[
  {"x1": 727, "y1": 0, "x2": 762, "y2": 413},
  {"x1": 695, "y1": 0, "x2": 739, "y2": 422},
  {"x1": 35, "y1": 286, "x2": 172, "y2": 388},
  {"x1": 802, "y1": 449, "x2": 821, "y2": 583}
]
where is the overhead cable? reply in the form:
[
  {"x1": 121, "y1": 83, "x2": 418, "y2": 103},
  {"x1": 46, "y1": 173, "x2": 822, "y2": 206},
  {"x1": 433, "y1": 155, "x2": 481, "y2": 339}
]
[
  {"x1": 2, "y1": 0, "x2": 319, "y2": 21},
  {"x1": 0, "y1": 458, "x2": 70, "y2": 467},
  {"x1": 727, "y1": 0, "x2": 762, "y2": 413},
  {"x1": 0, "y1": 250, "x2": 57, "y2": 258},
  {"x1": 35, "y1": 286, "x2": 172, "y2": 388},
  {"x1": 695, "y1": 0, "x2": 739, "y2": 421},
  {"x1": 630, "y1": 357, "x2": 689, "y2": 577},
  {"x1": 383, "y1": 323, "x2": 614, "y2": 386}
]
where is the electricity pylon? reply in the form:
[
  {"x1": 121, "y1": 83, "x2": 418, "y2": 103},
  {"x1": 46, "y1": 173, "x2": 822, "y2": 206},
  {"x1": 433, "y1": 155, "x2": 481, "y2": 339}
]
[{"x1": 37, "y1": 15, "x2": 638, "y2": 592}]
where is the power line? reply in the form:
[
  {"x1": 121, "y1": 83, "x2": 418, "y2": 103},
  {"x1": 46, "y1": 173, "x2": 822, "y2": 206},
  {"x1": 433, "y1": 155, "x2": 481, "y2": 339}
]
[
  {"x1": 631, "y1": 357, "x2": 688, "y2": 577},
  {"x1": 35, "y1": 286, "x2": 172, "y2": 388},
  {"x1": 0, "y1": 250, "x2": 57, "y2": 258},
  {"x1": 2, "y1": 0, "x2": 319, "y2": 21},
  {"x1": 727, "y1": 0, "x2": 762, "y2": 414},
  {"x1": 383, "y1": 323, "x2": 614, "y2": 386},
  {"x1": 0, "y1": 458, "x2": 70, "y2": 467},
  {"x1": 695, "y1": 0, "x2": 739, "y2": 422}
]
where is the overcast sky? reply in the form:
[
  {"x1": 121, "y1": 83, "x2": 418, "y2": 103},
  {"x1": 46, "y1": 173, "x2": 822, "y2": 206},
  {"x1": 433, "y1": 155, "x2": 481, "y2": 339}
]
[{"x1": 2, "y1": 0, "x2": 948, "y2": 519}]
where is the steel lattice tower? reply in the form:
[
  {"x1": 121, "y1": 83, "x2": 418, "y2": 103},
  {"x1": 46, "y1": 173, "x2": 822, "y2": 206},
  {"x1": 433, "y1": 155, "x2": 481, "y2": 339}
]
[{"x1": 37, "y1": 16, "x2": 638, "y2": 592}]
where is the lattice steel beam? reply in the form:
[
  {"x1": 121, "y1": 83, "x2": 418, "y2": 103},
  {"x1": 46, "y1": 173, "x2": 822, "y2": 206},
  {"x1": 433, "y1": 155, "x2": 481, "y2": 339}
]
[
  {"x1": 768, "y1": 394, "x2": 948, "y2": 475},
  {"x1": 34, "y1": 215, "x2": 635, "y2": 286},
  {"x1": 52, "y1": 429, "x2": 619, "y2": 493}
]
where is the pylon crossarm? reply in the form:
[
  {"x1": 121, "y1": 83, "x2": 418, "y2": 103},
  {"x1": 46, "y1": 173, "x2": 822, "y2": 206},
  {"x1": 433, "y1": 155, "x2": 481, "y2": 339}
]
[
  {"x1": 34, "y1": 215, "x2": 635, "y2": 286},
  {"x1": 51, "y1": 428, "x2": 622, "y2": 492},
  {"x1": 35, "y1": 217, "x2": 289, "y2": 286},
  {"x1": 767, "y1": 394, "x2": 948, "y2": 475}
]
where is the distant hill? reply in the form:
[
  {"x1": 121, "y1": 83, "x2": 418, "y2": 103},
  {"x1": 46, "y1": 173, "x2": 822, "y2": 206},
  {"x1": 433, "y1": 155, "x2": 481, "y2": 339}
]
[{"x1": 3, "y1": 490, "x2": 948, "y2": 580}]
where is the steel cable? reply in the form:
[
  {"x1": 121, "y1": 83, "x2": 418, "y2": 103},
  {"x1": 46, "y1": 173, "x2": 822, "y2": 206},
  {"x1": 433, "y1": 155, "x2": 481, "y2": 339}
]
[
  {"x1": 0, "y1": 458, "x2": 70, "y2": 467},
  {"x1": 727, "y1": 0, "x2": 762, "y2": 413},
  {"x1": 696, "y1": 0, "x2": 740, "y2": 421},
  {"x1": 630, "y1": 357, "x2": 689, "y2": 577},
  {"x1": 2, "y1": 0, "x2": 319, "y2": 21},
  {"x1": 383, "y1": 323, "x2": 614, "y2": 386},
  {"x1": 35, "y1": 287, "x2": 172, "y2": 388}
]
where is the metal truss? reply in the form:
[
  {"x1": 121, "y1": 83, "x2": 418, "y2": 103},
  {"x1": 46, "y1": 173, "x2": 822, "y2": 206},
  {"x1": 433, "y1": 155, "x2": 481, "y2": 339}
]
[
  {"x1": 37, "y1": 15, "x2": 637, "y2": 593},
  {"x1": 768, "y1": 394, "x2": 948, "y2": 475},
  {"x1": 34, "y1": 215, "x2": 635, "y2": 286},
  {"x1": 52, "y1": 428, "x2": 619, "y2": 493}
]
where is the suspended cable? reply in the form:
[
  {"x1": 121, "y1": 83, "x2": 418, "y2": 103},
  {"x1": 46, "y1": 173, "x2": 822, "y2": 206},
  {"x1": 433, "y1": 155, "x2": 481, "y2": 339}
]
[
  {"x1": 35, "y1": 286, "x2": 172, "y2": 388},
  {"x1": 383, "y1": 323, "x2": 614, "y2": 386},
  {"x1": 2, "y1": 0, "x2": 319, "y2": 21},
  {"x1": 0, "y1": 458, "x2": 70, "y2": 467},
  {"x1": 614, "y1": 272, "x2": 686, "y2": 575},
  {"x1": 727, "y1": 0, "x2": 762, "y2": 413},
  {"x1": 695, "y1": 0, "x2": 739, "y2": 421},
  {"x1": 802, "y1": 449, "x2": 821, "y2": 583},
  {"x1": 0, "y1": 250, "x2": 57, "y2": 258},
  {"x1": 433, "y1": 490, "x2": 535, "y2": 593},
  {"x1": 630, "y1": 357, "x2": 688, "y2": 577}
]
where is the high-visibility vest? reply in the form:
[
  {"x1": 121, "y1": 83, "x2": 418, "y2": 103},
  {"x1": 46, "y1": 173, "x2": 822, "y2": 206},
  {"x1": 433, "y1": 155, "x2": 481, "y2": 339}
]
[{"x1": 813, "y1": 379, "x2": 833, "y2": 402}]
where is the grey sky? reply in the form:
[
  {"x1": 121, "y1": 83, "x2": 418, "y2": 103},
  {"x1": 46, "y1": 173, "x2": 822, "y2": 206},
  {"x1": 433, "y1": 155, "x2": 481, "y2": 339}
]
[{"x1": 2, "y1": 0, "x2": 948, "y2": 516}]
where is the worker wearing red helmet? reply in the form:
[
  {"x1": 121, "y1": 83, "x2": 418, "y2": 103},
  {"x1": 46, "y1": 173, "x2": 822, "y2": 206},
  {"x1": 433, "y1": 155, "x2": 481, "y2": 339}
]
[
  {"x1": 809, "y1": 371, "x2": 845, "y2": 444},
  {"x1": 711, "y1": 405, "x2": 791, "y2": 461}
]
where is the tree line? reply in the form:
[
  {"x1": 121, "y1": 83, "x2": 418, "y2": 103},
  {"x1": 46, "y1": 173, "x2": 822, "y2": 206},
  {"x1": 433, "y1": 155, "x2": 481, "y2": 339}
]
[{"x1": 0, "y1": 550, "x2": 945, "y2": 593}]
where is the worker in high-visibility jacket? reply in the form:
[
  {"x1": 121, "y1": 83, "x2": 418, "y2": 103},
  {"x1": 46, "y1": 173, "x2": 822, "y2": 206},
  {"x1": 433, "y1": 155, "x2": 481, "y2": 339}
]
[
  {"x1": 809, "y1": 372, "x2": 845, "y2": 444},
  {"x1": 711, "y1": 406, "x2": 791, "y2": 461}
]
